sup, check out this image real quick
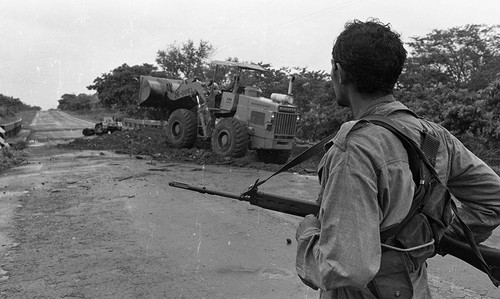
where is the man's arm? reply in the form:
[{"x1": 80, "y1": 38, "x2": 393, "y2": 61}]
[
  {"x1": 295, "y1": 125, "x2": 417, "y2": 291},
  {"x1": 446, "y1": 133, "x2": 500, "y2": 243},
  {"x1": 295, "y1": 137, "x2": 392, "y2": 290},
  {"x1": 296, "y1": 161, "x2": 382, "y2": 289}
]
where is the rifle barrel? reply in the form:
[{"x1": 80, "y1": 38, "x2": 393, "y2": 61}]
[{"x1": 169, "y1": 181, "x2": 242, "y2": 200}]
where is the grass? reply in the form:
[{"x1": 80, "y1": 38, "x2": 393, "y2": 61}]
[
  {"x1": 0, "y1": 146, "x2": 28, "y2": 173},
  {"x1": 0, "y1": 110, "x2": 37, "y2": 173}
]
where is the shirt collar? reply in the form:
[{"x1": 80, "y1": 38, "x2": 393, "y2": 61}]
[
  {"x1": 358, "y1": 95, "x2": 410, "y2": 118},
  {"x1": 322, "y1": 96, "x2": 414, "y2": 152}
]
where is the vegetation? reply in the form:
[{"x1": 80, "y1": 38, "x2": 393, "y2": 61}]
[
  {"x1": 86, "y1": 63, "x2": 163, "y2": 115},
  {"x1": 57, "y1": 93, "x2": 100, "y2": 111},
  {"x1": 155, "y1": 39, "x2": 214, "y2": 79},
  {"x1": 0, "y1": 96, "x2": 35, "y2": 172},
  {"x1": 0, "y1": 147, "x2": 27, "y2": 172},
  {"x1": 395, "y1": 24, "x2": 500, "y2": 159},
  {"x1": 0, "y1": 94, "x2": 40, "y2": 121},
  {"x1": 400, "y1": 24, "x2": 500, "y2": 91}
]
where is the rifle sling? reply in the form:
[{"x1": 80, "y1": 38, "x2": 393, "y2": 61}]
[{"x1": 253, "y1": 130, "x2": 337, "y2": 188}]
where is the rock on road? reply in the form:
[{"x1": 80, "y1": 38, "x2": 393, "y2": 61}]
[{"x1": 0, "y1": 110, "x2": 499, "y2": 298}]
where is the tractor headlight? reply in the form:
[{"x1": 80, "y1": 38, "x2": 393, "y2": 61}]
[{"x1": 265, "y1": 113, "x2": 275, "y2": 130}]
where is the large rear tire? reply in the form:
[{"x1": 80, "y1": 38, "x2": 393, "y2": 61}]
[
  {"x1": 166, "y1": 109, "x2": 198, "y2": 148},
  {"x1": 256, "y1": 149, "x2": 292, "y2": 165},
  {"x1": 211, "y1": 118, "x2": 249, "y2": 158}
]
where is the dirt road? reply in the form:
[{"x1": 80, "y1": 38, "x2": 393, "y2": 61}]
[
  {"x1": 0, "y1": 148, "x2": 320, "y2": 298},
  {"x1": 0, "y1": 110, "x2": 499, "y2": 298},
  {"x1": 29, "y1": 110, "x2": 95, "y2": 143}
]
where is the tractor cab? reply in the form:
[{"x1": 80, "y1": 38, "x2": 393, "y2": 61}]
[{"x1": 209, "y1": 60, "x2": 266, "y2": 112}]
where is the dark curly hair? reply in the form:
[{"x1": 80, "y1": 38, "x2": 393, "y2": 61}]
[{"x1": 332, "y1": 19, "x2": 407, "y2": 94}]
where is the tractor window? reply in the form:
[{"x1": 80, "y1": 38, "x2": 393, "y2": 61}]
[{"x1": 236, "y1": 86, "x2": 245, "y2": 94}]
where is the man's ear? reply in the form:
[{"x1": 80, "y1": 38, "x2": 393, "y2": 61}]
[{"x1": 337, "y1": 63, "x2": 345, "y2": 84}]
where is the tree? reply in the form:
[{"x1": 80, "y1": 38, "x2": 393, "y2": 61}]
[
  {"x1": 57, "y1": 94, "x2": 77, "y2": 110},
  {"x1": 289, "y1": 67, "x2": 332, "y2": 112},
  {"x1": 87, "y1": 63, "x2": 160, "y2": 111},
  {"x1": 0, "y1": 94, "x2": 40, "y2": 118},
  {"x1": 401, "y1": 24, "x2": 500, "y2": 91},
  {"x1": 58, "y1": 93, "x2": 99, "y2": 111},
  {"x1": 480, "y1": 77, "x2": 500, "y2": 141},
  {"x1": 396, "y1": 24, "x2": 500, "y2": 158},
  {"x1": 155, "y1": 40, "x2": 214, "y2": 79}
]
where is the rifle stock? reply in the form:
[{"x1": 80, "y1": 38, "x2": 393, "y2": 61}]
[
  {"x1": 169, "y1": 181, "x2": 500, "y2": 283},
  {"x1": 168, "y1": 181, "x2": 318, "y2": 217}
]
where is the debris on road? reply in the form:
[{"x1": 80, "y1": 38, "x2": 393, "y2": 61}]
[{"x1": 82, "y1": 116, "x2": 123, "y2": 136}]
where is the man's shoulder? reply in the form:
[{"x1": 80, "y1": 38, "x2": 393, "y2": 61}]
[
  {"x1": 344, "y1": 119, "x2": 395, "y2": 140},
  {"x1": 330, "y1": 119, "x2": 388, "y2": 151},
  {"x1": 331, "y1": 113, "x2": 450, "y2": 154},
  {"x1": 330, "y1": 120, "x2": 367, "y2": 151}
]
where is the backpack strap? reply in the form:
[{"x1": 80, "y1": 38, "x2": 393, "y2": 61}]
[{"x1": 362, "y1": 115, "x2": 439, "y2": 241}]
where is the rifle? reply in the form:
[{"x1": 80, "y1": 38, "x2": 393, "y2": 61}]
[{"x1": 169, "y1": 180, "x2": 500, "y2": 284}]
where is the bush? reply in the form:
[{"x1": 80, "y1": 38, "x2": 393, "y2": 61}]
[{"x1": 0, "y1": 147, "x2": 27, "y2": 173}]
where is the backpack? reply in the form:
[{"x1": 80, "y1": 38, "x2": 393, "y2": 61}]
[{"x1": 363, "y1": 115, "x2": 499, "y2": 288}]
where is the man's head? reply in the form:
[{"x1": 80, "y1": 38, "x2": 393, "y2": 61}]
[{"x1": 331, "y1": 19, "x2": 407, "y2": 100}]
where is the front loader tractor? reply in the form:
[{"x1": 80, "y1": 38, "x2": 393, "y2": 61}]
[{"x1": 138, "y1": 60, "x2": 299, "y2": 164}]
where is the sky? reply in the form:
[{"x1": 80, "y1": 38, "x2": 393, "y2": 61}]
[{"x1": 1, "y1": 0, "x2": 499, "y2": 110}]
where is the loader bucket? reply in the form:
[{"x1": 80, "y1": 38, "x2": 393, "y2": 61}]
[{"x1": 139, "y1": 76, "x2": 183, "y2": 107}]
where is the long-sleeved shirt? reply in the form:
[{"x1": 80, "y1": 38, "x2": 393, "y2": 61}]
[{"x1": 295, "y1": 96, "x2": 500, "y2": 298}]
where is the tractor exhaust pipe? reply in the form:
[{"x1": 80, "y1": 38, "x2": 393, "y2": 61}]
[
  {"x1": 270, "y1": 75, "x2": 296, "y2": 104},
  {"x1": 287, "y1": 75, "x2": 295, "y2": 95}
]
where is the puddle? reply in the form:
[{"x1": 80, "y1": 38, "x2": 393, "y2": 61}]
[
  {"x1": 0, "y1": 190, "x2": 29, "y2": 199},
  {"x1": 214, "y1": 265, "x2": 294, "y2": 279}
]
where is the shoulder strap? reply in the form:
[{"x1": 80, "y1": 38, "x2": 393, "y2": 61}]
[
  {"x1": 362, "y1": 115, "x2": 438, "y2": 178},
  {"x1": 362, "y1": 115, "x2": 437, "y2": 241}
]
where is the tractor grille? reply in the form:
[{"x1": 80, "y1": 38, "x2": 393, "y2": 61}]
[{"x1": 274, "y1": 112, "x2": 297, "y2": 137}]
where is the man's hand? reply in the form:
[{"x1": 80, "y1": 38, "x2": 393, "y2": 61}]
[
  {"x1": 295, "y1": 214, "x2": 321, "y2": 290},
  {"x1": 296, "y1": 214, "x2": 321, "y2": 240}
]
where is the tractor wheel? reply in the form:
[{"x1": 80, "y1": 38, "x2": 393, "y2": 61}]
[
  {"x1": 256, "y1": 149, "x2": 292, "y2": 165},
  {"x1": 166, "y1": 109, "x2": 198, "y2": 148},
  {"x1": 211, "y1": 118, "x2": 249, "y2": 158}
]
